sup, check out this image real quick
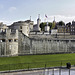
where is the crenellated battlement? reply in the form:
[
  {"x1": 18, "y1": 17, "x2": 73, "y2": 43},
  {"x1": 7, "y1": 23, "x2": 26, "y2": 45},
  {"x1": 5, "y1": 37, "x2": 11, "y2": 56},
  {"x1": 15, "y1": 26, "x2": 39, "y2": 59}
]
[{"x1": 0, "y1": 29, "x2": 18, "y2": 38}]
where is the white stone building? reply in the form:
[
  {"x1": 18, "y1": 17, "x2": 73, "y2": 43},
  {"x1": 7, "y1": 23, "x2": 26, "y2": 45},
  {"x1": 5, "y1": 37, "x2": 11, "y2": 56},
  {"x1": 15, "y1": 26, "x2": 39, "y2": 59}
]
[
  {"x1": 0, "y1": 15, "x2": 74, "y2": 56},
  {"x1": 9, "y1": 21, "x2": 32, "y2": 36},
  {"x1": 45, "y1": 25, "x2": 50, "y2": 32},
  {"x1": 0, "y1": 28, "x2": 18, "y2": 56}
]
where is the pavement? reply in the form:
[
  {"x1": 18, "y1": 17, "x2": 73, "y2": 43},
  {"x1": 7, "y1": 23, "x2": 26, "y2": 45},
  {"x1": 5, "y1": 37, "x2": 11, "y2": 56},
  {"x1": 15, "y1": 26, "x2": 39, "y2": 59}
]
[
  {"x1": 0, "y1": 67, "x2": 75, "y2": 75},
  {"x1": 0, "y1": 70, "x2": 44, "y2": 75}
]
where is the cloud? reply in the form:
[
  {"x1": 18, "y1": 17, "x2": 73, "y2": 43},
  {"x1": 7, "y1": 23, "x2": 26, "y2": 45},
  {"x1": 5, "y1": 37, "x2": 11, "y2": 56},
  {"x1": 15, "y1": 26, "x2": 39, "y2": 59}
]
[
  {"x1": 0, "y1": 20, "x2": 13, "y2": 25},
  {"x1": 9, "y1": 7, "x2": 17, "y2": 12},
  {"x1": 1, "y1": 15, "x2": 75, "y2": 25},
  {"x1": 45, "y1": 15, "x2": 75, "y2": 23}
]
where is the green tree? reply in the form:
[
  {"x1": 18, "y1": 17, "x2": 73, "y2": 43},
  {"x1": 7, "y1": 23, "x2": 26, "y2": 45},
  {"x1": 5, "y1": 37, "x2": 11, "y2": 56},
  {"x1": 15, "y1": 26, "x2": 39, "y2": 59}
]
[
  {"x1": 59, "y1": 21, "x2": 65, "y2": 26},
  {"x1": 40, "y1": 22, "x2": 53, "y2": 31},
  {"x1": 40, "y1": 22, "x2": 45, "y2": 31},
  {"x1": 66, "y1": 22, "x2": 71, "y2": 27},
  {"x1": 52, "y1": 22, "x2": 56, "y2": 29},
  {"x1": 48, "y1": 22, "x2": 52, "y2": 29}
]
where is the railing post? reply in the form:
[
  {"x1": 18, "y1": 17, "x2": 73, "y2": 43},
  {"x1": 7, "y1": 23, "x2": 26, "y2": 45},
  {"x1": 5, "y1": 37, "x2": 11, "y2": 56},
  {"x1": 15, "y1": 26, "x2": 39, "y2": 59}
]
[
  {"x1": 47, "y1": 69, "x2": 49, "y2": 75},
  {"x1": 9, "y1": 64, "x2": 10, "y2": 71},
  {"x1": 28, "y1": 63, "x2": 29, "y2": 70},
  {"x1": 52, "y1": 68, "x2": 54, "y2": 75},
  {"x1": 69, "y1": 69, "x2": 70, "y2": 75},
  {"x1": 43, "y1": 68, "x2": 45, "y2": 75},
  {"x1": 59, "y1": 68, "x2": 61, "y2": 75},
  {"x1": 14, "y1": 64, "x2": 15, "y2": 70},
  {"x1": 61, "y1": 61, "x2": 62, "y2": 67},
  {"x1": 45, "y1": 64, "x2": 46, "y2": 69}
]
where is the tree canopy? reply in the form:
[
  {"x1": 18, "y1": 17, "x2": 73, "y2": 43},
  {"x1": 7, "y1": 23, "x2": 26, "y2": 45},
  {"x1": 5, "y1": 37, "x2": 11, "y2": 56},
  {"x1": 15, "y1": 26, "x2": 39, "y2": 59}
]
[
  {"x1": 40, "y1": 22, "x2": 46, "y2": 31},
  {"x1": 40, "y1": 22, "x2": 57, "y2": 31},
  {"x1": 40, "y1": 22, "x2": 53, "y2": 31},
  {"x1": 66, "y1": 22, "x2": 71, "y2": 27},
  {"x1": 48, "y1": 22, "x2": 52, "y2": 29},
  {"x1": 58, "y1": 21, "x2": 65, "y2": 26}
]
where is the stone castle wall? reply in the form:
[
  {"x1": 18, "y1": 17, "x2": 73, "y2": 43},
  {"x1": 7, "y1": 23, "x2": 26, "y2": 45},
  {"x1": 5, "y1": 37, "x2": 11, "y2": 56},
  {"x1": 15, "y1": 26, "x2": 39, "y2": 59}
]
[
  {"x1": 18, "y1": 32, "x2": 31, "y2": 55},
  {"x1": 0, "y1": 30, "x2": 75, "y2": 56},
  {"x1": 31, "y1": 39, "x2": 75, "y2": 54},
  {"x1": 18, "y1": 32, "x2": 75, "y2": 55}
]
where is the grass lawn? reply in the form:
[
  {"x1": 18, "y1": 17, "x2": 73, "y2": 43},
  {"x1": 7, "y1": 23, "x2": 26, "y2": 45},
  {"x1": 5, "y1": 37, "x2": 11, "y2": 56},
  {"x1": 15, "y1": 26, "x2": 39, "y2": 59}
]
[{"x1": 0, "y1": 53, "x2": 75, "y2": 71}]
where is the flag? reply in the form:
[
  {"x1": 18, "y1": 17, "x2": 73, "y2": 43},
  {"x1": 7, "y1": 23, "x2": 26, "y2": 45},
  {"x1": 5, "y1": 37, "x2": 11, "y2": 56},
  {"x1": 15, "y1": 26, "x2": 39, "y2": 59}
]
[{"x1": 45, "y1": 14, "x2": 48, "y2": 18}]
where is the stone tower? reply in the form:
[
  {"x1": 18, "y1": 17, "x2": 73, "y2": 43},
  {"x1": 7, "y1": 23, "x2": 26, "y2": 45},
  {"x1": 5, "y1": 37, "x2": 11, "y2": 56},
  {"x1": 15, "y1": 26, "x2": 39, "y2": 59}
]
[{"x1": 37, "y1": 14, "x2": 41, "y2": 31}]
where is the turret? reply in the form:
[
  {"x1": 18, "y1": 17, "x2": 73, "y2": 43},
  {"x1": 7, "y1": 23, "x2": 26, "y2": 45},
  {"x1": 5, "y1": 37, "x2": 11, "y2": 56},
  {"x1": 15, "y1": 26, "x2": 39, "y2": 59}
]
[
  {"x1": 52, "y1": 16, "x2": 56, "y2": 29},
  {"x1": 37, "y1": 14, "x2": 41, "y2": 31}
]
